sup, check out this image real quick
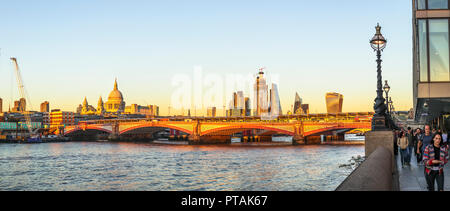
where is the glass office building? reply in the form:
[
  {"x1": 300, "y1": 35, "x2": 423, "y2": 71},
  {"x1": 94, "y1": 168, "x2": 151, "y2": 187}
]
[{"x1": 413, "y1": 0, "x2": 450, "y2": 130}]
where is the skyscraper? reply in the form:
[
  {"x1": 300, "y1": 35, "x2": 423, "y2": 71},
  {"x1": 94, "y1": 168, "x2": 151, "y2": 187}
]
[
  {"x1": 269, "y1": 83, "x2": 282, "y2": 116},
  {"x1": 325, "y1": 92, "x2": 343, "y2": 114},
  {"x1": 300, "y1": 104, "x2": 310, "y2": 115},
  {"x1": 244, "y1": 97, "x2": 251, "y2": 117},
  {"x1": 207, "y1": 107, "x2": 216, "y2": 117},
  {"x1": 40, "y1": 101, "x2": 49, "y2": 112},
  {"x1": 236, "y1": 91, "x2": 244, "y2": 110},
  {"x1": 12, "y1": 98, "x2": 26, "y2": 113},
  {"x1": 254, "y1": 70, "x2": 269, "y2": 116},
  {"x1": 293, "y1": 92, "x2": 302, "y2": 115},
  {"x1": 19, "y1": 98, "x2": 26, "y2": 112},
  {"x1": 0, "y1": 98, "x2": 2, "y2": 113},
  {"x1": 229, "y1": 91, "x2": 245, "y2": 117}
]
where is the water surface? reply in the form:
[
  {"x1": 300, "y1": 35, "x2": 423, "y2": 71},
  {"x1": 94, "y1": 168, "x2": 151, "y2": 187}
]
[{"x1": 0, "y1": 142, "x2": 363, "y2": 191}]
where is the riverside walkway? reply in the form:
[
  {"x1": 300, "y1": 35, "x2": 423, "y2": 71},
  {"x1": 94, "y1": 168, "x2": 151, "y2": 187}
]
[{"x1": 397, "y1": 152, "x2": 450, "y2": 191}]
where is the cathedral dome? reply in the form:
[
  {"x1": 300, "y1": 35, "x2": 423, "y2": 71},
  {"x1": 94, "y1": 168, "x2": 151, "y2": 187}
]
[
  {"x1": 108, "y1": 79, "x2": 123, "y2": 101},
  {"x1": 108, "y1": 90, "x2": 123, "y2": 101},
  {"x1": 105, "y1": 78, "x2": 126, "y2": 113}
]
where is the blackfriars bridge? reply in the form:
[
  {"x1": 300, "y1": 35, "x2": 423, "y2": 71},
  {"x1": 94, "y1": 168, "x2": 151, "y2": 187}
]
[{"x1": 63, "y1": 113, "x2": 373, "y2": 144}]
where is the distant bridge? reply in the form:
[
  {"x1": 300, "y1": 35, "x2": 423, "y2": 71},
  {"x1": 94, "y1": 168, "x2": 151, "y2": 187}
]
[{"x1": 63, "y1": 112, "x2": 373, "y2": 144}]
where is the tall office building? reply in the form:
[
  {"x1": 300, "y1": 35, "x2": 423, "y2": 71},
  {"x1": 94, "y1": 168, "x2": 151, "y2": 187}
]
[
  {"x1": 269, "y1": 83, "x2": 282, "y2": 116},
  {"x1": 11, "y1": 98, "x2": 26, "y2": 113},
  {"x1": 0, "y1": 98, "x2": 2, "y2": 113},
  {"x1": 19, "y1": 98, "x2": 26, "y2": 112},
  {"x1": 207, "y1": 107, "x2": 217, "y2": 117},
  {"x1": 301, "y1": 104, "x2": 310, "y2": 115},
  {"x1": 293, "y1": 92, "x2": 303, "y2": 114},
  {"x1": 293, "y1": 92, "x2": 309, "y2": 115},
  {"x1": 325, "y1": 92, "x2": 343, "y2": 114},
  {"x1": 412, "y1": 0, "x2": 450, "y2": 128},
  {"x1": 40, "y1": 101, "x2": 49, "y2": 112},
  {"x1": 236, "y1": 91, "x2": 244, "y2": 110},
  {"x1": 244, "y1": 97, "x2": 251, "y2": 116},
  {"x1": 254, "y1": 70, "x2": 269, "y2": 116},
  {"x1": 229, "y1": 91, "x2": 245, "y2": 117}
]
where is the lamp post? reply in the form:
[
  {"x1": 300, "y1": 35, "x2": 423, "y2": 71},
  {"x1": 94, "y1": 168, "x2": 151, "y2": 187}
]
[
  {"x1": 388, "y1": 97, "x2": 392, "y2": 111},
  {"x1": 383, "y1": 80, "x2": 391, "y2": 114},
  {"x1": 370, "y1": 23, "x2": 389, "y2": 131}
]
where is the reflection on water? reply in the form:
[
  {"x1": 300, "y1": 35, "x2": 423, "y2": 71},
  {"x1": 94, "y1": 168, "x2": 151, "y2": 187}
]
[{"x1": 0, "y1": 142, "x2": 363, "y2": 191}]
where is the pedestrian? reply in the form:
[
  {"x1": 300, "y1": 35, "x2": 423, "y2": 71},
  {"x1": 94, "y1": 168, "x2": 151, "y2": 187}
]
[
  {"x1": 418, "y1": 125, "x2": 433, "y2": 165},
  {"x1": 442, "y1": 131, "x2": 448, "y2": 146},
  {"x1": 397, "y1": 131, "x2": 409, "y2": 167},
  {"x1": 415, "y1": 128, "x2": 423, "y2": 162},
  {"x1": 422, "y1": 133, "x2": 448, "y2": 191},
  {"x1": 406, "y1": 127, "x2": 414, "y2": 166},
  {"x1": 394, "y1": 130, "x2": 399, "y2": 156},
  {"x1": 413, "y1": 128, "x2": 419, "y2": 154}
]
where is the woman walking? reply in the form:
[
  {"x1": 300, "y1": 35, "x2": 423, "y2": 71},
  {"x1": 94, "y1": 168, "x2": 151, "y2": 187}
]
[
  {"x1": 397, "y1": 131, "x2": 409, "y2": 167},
  {"x1": 423, "y1": 133, "x2": 448, "y2": 191}
]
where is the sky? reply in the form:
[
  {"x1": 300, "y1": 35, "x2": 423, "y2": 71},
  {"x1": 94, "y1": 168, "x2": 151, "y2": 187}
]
[{"x1": 0, "y1": 0, "x2": 413, "y2": 115}]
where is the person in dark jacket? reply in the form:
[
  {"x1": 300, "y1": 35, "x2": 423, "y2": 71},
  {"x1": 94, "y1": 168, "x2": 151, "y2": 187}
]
[
  {"x1": 406, "y1": 127, "x2": 414, "y2": 166},
  {"x1": 422, "y1": 133, "x2": 448, "y2": 191},
  {"x1": 413, "y1": 128, "x2": 421, "y2": 158},
  {"x1": 394, "y1": 130, "x2": 399, "y2": 156}
]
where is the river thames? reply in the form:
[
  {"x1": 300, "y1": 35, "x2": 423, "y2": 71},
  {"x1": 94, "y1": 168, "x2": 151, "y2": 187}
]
[{"x1": 0, "y1": 142, "x2": 364, "y2": 191}]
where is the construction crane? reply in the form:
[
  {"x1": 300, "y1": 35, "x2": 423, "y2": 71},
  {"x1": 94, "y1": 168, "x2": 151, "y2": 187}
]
[
  {"x1": 10, "y1": 57, "x2": 41, "y2": 142},
  {"x1": 258, "y1": 67, "x2": 266, "y2": 74}
]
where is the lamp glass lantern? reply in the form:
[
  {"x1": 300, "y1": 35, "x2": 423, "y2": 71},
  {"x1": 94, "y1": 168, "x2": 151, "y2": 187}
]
[
  {"x1": 383, "y1": 80, "x2": 390, "y2": 94},
  {"x1": 370, "y1": 24, "x2": 387, "y2": 51}
]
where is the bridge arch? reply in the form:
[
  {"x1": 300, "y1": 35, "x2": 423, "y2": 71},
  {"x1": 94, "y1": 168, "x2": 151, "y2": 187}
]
[
  {"x1": 304, "y1": 126, "x2": 359, "y2": 137},
  {"x1": 201, "y1": 124, "x2": 295, "y2": 136},
  {"x1": 65, "y1": 127, "x2": 112, "y2": 135},
  {"x1": 119, "y1": 123, "x2": 193, "y2": 135}
]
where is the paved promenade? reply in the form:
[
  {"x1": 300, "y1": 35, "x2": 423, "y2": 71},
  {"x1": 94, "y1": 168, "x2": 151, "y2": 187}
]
[{"x1": 397, "y1": 151, "x2": 450, "y2": 191}]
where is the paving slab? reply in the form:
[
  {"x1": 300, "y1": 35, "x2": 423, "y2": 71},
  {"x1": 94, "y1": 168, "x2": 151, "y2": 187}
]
[{"x1": 397, "y1": 151, "x2": 450, "y2": 191}]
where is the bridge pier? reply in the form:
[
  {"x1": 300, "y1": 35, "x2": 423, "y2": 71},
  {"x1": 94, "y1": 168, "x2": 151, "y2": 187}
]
[
  {"x1": 188, "y1": 134, "x2": 201, "y2": 144},
  {"x1": 188, "y1": 135, "x2": 231, "y2": 145},
  {"x1": 293, "y1": 134, "x2": 305, "y2": 145},
  {"x1": 108, "y1": 134, "x2": 120, "y2": 141},
  {"x1": 259, "y1": 136, "x2": 272, "y2": 142}
]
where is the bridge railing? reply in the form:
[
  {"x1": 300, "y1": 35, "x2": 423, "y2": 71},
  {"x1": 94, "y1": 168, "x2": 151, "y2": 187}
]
[{"x1": 77, "y1": 113, "x2": 373, "y2": 125}]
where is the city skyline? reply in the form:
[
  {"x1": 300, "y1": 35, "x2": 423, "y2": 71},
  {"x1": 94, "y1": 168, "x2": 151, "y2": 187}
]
[{"x1": 0, "y1": 0, "x2": 413, "y2": 115}]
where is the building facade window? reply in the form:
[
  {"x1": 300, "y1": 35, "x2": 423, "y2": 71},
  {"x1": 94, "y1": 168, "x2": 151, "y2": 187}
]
[
  {"x1": 419, "y1": 19, "x2": 429, "y2": 82},
  {"x1": 417, "y1": 18, "x2": 450, "y2": 82},
  {"x1": 418, "y1": 0, "x2": 427, "y2": 9},
  {"x1": 429, "y1": 19, "x2": 450, "y2": 81},
  {"x1": 429, "y1": 0, "x2": 448, "y2": 9},
  {"x1": 417, "y1": 0, "x2": 449, "y2": 9}
]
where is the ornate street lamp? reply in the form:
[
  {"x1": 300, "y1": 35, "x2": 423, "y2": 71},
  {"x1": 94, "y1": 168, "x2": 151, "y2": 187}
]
[
  {"x1": 389, "y1": 97, "x2": 394, "y2": 114},
  {"x1": 389, "y1": 97, "x2": 393, "y2": 112},
  {"x1": 383, "y1": 80, "x2": 391, "y2": 114},
  {"x1": 370, "y1": 23, "x2": 389, "y2": 131}
]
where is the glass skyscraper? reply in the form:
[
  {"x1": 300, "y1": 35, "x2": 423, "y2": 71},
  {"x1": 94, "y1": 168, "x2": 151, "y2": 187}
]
[{"x1": 325, "y1": 93, "x2": 343, "y2": 114}]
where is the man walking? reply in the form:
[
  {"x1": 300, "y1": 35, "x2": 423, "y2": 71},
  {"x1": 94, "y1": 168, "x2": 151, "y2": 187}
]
[
  {"x1": 406, "y1": 127, "x2": 414, "y2": 166},
  {"x1": 418, "y1": 125, "x2": 433, "y2": 165}
]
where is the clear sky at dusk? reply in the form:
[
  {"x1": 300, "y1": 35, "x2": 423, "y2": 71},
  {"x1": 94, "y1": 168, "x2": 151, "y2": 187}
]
[{"x1": 0, "y1": 0, "x2": 413, "y2": 115}]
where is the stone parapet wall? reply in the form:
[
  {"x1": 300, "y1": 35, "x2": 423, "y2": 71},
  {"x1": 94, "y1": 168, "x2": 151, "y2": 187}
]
[{"x1": 336, "y1": 147, "x2": 395, "y2": 191}]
